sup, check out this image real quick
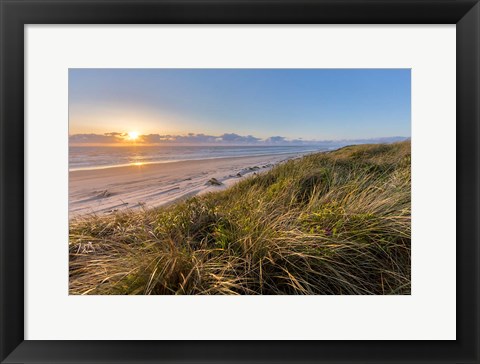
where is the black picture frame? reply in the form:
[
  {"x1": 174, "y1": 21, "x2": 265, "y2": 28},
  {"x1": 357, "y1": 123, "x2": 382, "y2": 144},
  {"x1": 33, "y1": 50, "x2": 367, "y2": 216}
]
[{"x1": 1, "y1": 0, "x2": 479, "y2": 363}]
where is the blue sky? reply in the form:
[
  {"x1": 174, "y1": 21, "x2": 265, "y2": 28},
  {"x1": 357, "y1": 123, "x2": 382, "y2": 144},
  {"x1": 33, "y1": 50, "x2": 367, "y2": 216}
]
[{"x1": 69, "y1": 69, "x2": 410, "y2": 142}]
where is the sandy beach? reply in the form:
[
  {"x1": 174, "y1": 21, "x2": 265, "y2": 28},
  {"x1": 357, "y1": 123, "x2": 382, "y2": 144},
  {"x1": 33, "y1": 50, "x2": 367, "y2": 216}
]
[{"x1": 69, "y1": 153, "x2": 304, "y2": 218}]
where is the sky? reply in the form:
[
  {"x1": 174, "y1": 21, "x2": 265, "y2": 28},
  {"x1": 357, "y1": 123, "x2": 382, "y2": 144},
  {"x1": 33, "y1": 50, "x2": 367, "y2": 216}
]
[{"x1": 69, "y1": 69, "x2": 410, "y2": 145}]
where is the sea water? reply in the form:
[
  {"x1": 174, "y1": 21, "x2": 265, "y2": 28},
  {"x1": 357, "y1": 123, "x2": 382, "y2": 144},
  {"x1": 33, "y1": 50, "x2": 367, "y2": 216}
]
[{"x1": 69, "y1": 144, "x2": 341, "y2": 171}]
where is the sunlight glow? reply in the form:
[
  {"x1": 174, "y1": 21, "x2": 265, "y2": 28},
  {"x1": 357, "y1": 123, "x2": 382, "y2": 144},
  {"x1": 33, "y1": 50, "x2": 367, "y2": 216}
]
[{"x1": 128, "y1": 131, "x2": 139, "y2": 140}]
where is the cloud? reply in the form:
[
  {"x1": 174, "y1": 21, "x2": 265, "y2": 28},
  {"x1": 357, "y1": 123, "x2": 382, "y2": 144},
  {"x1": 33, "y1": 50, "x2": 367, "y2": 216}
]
[
  {"x1": 69, "y1": 133, "x2": 123, "y2": 144},
  {"x1": 139, "y1": 134, "x2": 161, "y2": 144},
  {"x1": 264, "y1": 136, "x2": 286, "y2": 144},
  {"x1": 172, "y1": 133, "x2": 218, "y2": 144},
  {"x1": 219, "y1": 133, "x2": 261, "y2": 143},
  {"x1": 69, "y1": 132, "x2": 409, "y2": 146}
]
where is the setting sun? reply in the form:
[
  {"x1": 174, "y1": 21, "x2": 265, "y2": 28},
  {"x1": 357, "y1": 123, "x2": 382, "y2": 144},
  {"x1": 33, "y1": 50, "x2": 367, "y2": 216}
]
[{"x1": 127, "y1": 131, "x2": 139, "y2": 140}]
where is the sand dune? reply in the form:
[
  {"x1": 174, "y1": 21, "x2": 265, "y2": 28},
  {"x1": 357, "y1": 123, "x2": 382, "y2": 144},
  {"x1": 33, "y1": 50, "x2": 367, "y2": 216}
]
[{"x1": 69, "y1": 153, "x2": 303, "y2": 218}]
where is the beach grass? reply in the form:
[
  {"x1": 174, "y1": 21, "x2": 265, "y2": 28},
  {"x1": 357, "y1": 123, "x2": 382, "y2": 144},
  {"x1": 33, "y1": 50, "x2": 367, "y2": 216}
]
[{"x1": 69, "y1": 140, "x2": 411, "y2": 295}]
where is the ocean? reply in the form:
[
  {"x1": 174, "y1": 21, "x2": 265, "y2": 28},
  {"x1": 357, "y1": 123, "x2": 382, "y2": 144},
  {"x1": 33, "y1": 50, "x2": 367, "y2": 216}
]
[{"x1": 69, "y1": 144, "x2": 339, "y2": 171}]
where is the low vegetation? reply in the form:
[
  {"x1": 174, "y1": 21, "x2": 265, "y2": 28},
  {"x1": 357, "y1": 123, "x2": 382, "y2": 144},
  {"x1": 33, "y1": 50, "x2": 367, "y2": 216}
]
[{"x1": 70, "y1": 141, "x2": 411, "y2": 295}]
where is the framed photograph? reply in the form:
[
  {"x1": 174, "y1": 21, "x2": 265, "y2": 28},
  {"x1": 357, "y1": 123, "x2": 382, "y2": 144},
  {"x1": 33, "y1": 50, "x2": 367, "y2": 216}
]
[{"x1": 1, "y1": 0, "x2": 478, "y2": 363}]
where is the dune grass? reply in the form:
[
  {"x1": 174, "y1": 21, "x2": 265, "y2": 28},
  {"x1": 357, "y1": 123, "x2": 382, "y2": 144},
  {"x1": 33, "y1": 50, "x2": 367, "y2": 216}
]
[{"x1": 69, "y1": 141, "x2": 411, "y2": 295}]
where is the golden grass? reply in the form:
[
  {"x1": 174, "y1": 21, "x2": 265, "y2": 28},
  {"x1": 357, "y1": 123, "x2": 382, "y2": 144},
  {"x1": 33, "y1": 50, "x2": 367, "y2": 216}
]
[{"x1": 69, "y1": 141, "x2": 411, "y2": 295}]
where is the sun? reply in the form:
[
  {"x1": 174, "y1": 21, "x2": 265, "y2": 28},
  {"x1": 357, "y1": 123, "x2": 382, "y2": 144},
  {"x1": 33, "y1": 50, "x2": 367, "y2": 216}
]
[{"x1": 127, "y1": 131, "x2": 139, "y2": 141}]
